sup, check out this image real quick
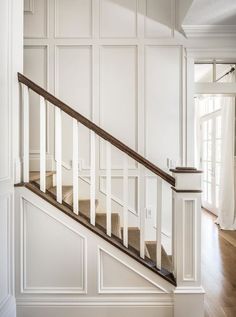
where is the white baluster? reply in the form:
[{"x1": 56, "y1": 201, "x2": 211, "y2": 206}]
[
  {"x1": 90, "y1": 131, "x2": 96, "y2": 225},
  {"x1": 40, "y1": 96, "x2": 46, "y2": 192},
  {"x1": 139, "y1": 166, "x2": 146, "y2": 259},
  {"x1": 106, "y1": 141, "x2": 111, "y2": 236},
  {"x1": 123, "y1": 155, "x2": 128, "y2": 247},
  {"x1": 73, "y1": 119, "x2": 79, "y2": 214},
  {"x1": 22, "y1": 84, "x2": 29, "y2": 183},
  {"x1": 55, "y1": 107, "x2": 62, "y2": 203},
  {"x1": 156, "y1": 177, "x2": 162, "y2": 269}
]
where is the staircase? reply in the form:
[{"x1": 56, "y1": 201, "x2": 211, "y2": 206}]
[
  {"x1": 15, "y1": 72, "x2": 204, "y2": 317},
  {"x1": 27, "y1": 170, "x2": 174, "y2": 283}
]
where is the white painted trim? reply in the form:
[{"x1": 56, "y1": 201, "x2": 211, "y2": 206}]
[
  {"x1": 123, "y1": 155, "x2": 128, "y2": 247},
  {"x1": 97, "y1": 246, "x2": 168, "y2": 294},
  {"x1": 106, "y1": 141, "x2": 111, "y2": 236},
  {"x1": 182, "y1": 199, "x2": 197, "y2": 282},
  {"x1": 40, "y1": 96, "x2": 46, "y2": 192},
  {"x1": 195, "y1": 82, "x2": 236, "y2": 95},
  {"x1": 144, "y1": 0, "x2": 175, "y2": 39},
  {"x1": 99, "y1": 0, "x2": 138, "y2": 39},
  {"x1": 16, "y1": 297, "x2": 173, "y2": 306},
  {"x1": 0, "y1": 194, "x2": 13, "y2": 309},
  {"x1": 183, "y1": 24, "x2": 236, "y2": 38},
  {"x1": 24, "y1": 0, "x2": 34, "y2": 13},
  {"x1": 174, "y1": 286, "x2": 205, "y2": 294},
  {"x1": 72, "y1": 119, "x2": 79, "y2": 215},
  {"x1": 54, "y1": 0, "x2": 93, "y2": 39},
  {"x1": 19, "y1": 195, "x2": 88, "y2": 294},
  {"x1": 24, "y1": 0, "x2": 49, "y2": 39}
]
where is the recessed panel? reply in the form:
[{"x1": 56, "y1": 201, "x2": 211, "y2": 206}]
[
  {"x1": 23, "y1": 200, "x2": 85, "y2": 291},
  {"x1": 145, "y1": 46, "x2": 180, "y2": 169},
  {"x1": 100, "y1": 46, "x2": 137, "y2": 168},
  {"x1": 55, "y1": 0, "x2": 92, "y2": 38},
  {"x1": 100, "y1": 249, "x2": 161, "y2": 291},
  {"x1": 56, "y1": 46, "x2": 92, "y2": 167},
  {"x1": 0, "y1": 196, "x2": 9, "y2": 303},
  {"x1": 100, "y1": 0, "x2": 137, "y2": 38},
  {"x1": 24, "y1": 0, "x2": 47, "y2": 38},
  {"x1": 145, "y1": 0, "x2": 173, "y2": 38},
  {"x1": 24, "y1": 46, "x2": 47, "y2": 154},
  {"x1": 183, "y1": 200, "x2": 195, "y2": 280}
]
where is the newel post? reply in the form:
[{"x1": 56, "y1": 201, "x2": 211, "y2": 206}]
[{"x1": 171, "y1": 167, "x2": 204, "y2": 317}]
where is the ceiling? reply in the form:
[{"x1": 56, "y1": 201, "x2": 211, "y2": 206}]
[{"x1": 180, "y1": 0, "x2": 236, "y2": 37}]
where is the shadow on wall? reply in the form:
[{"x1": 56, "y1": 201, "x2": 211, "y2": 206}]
[{"x1": 106, "y1": 0, "x2": 175, "y2": 34}]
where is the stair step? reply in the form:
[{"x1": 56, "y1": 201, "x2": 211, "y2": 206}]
[
  {"x1": 145, "y1": 241, "x2": 173, "y2": 273},
  {"x1": 96, "y1": 213, "x2": 121, "y2": 238},
  {"x1": 30, "y1": 171, "x2": 55, "y2": 190},
  {"x1": 22, "y1": 182, "x2": 176, "y2": 285},
  {"x1": 121, "y1": 227, "x2": 148, "y2": 255},
  {"x1": 47, "y1": 185, "x2": 121, "y2": 237},
  {"x1": 30, "y1": 171, "x2": 55, "y2": 181},
  {"x1": 47, "y1": 185, "x2": 73, "y2": 202}
]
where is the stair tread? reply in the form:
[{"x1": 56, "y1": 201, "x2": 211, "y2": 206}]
[
  {"x1": 146, "y1": 241, "x2": 173, "y2": 273},
  {"x1": 48, "y1": 186, "x2": 73, "y2": 200},
  {"x1": 22, "y1": 182, "x2": 176, "y2": 285},
  {"x1": 46, "y1": 185, "x2": 121, "y2": 237},
  {"x1": 30, "y1": 171, "x2": 55, "y2": 182}
]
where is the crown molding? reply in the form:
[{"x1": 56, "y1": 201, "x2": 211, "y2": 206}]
[{"x1": 182, "y1": 24, "x2": 236, "y2": 38}]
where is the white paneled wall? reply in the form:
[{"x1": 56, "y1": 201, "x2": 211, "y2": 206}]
[
  {"x1": 15, "y1": 187, "x2": 174, "y2": 317},
  {"x1": 24, "y1": 0, "x2": 181, "y2": 232},
  {"x1": 1, "y1": 0, "x2": 23, "y2": 316}
]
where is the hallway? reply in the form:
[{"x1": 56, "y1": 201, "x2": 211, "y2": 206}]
[{"x1": 202, "y1": 210, "x2": 236, "y2": 317}]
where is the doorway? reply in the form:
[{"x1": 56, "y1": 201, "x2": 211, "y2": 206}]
[
  {"x1": 199, "y1": 97, "x2": 222, "y2": 215},
  {"x1": 194, "y1": 62, "x2": 236, "y2": 216}
]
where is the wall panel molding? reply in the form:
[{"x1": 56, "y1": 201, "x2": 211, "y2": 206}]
[
  {"x1": 54, "y1": 0, "x2": 93, "y2": 39},
  {"x1": 20, "y1": 196, "x2": 87, "y2": 294},
  {"x1": 24, "y1": 0, "x2": 34, "y2": 13},
  {"x1": 98, "y1": 247, "x2": 168, "y2": 294},
  {"x1": 182, "y1": 199, "x2": 197, "y2": 282},
  {"x1": 24, "y1": 0, "x2": 49, "y2": 39},
  {"x1": 24, "y1": 45, "x2": 50, "y2": 155},
  {"x1": 99, "y1": 0, "x2": 138, "y2": 39},
  {"x1": 144, "y1": 0, "x2": 175, "y2": 38},
  {"x1": 0, "y1": 194, "x2": 13, "y2": 308}
]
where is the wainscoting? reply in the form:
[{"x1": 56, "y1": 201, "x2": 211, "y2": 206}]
[{"x1": 15, "y1": 186, "x2": 174, "y2": 317}]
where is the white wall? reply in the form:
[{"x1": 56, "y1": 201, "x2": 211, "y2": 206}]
[
  {"x1": 23, "y1": 0, "x2": 181, "y2": 244},
  {"x1": 0, "y1": 0, "x2": 23, "y2": 316},
  {"x1": 15, "y1": 187, "x2": 174, "y2": 317}
]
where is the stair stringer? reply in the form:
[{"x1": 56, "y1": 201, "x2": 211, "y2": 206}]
[{"x1": 15, "y1": 187, "x2": 175, "y2": 317}]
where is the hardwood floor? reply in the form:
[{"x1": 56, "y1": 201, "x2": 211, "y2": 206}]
[{"x1": 202, "y1": 210, "x2": 236, "y2": 317}]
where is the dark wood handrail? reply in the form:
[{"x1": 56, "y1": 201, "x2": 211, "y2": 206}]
[{"x1": 18, "y1": 72, "x2": 175, "y2": 186}]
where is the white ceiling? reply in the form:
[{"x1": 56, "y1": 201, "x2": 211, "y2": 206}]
[{"x1": 182, "y1": 0, "x2": 236, "y2": 25}]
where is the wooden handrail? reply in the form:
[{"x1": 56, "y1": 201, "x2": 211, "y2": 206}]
[{"x1": 18, "y1": 72, "x2": 175, "y2": 186}]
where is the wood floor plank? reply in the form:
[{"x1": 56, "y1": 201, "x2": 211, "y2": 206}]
[{"x1": 202, "y1": 210, "x2": 236, "y2": 317}]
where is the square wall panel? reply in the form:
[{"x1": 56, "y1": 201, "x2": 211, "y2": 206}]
[
  {"x1": 55, "y1": 0, "x2": 92, "y2": 38},
  {"x1": 100, "y1": 0, "x2": 137, "y2": 38},
  {"x1": 145, "y1": 0, "x2": 173, "y2": 38},
  {"x1": 100, "y1": 46, "x2": 137, "y2": 168},
  {"x1": 24, "y1": 0, "x2": 48, "y2": 38},
  {"x1": 24, "y1": 46, "x2": 48, "y2": 154},
  {"x1": 145, "y1": 46, "x2": 180, "y2": 168},
  {"x1": 56, "y1": 45, "x2": 92, "y2": 167}
]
